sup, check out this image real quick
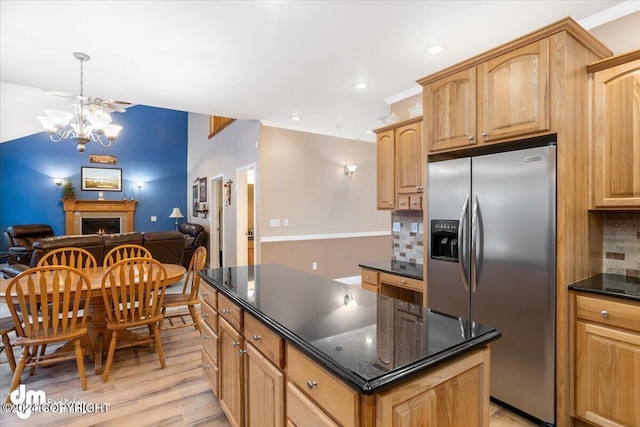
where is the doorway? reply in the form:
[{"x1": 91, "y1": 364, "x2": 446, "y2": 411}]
[
  {"x1": 210, "y1": 175, "x2": 224, "y2": 268},
  {"x1": 236, "y1": 164, "x2": 256, "y2": 266}
]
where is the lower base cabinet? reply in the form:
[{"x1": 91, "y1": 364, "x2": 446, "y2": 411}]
[
  {"x1": 245, "y1": 344, "x2": 284, "y2": 427},
  {"x1": 219, "y1": 317, "x2": 245, "y2": 427},
  {"x1": 573, "y1": 293, "x2": 640, "y2": 427}
]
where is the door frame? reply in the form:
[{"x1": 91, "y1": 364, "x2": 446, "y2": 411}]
[
  {"x1": 209, "y1": 174, "x2": 224, "y2": 268},
  {"x1": 236, "y1": 163, "x2": 256, "y2": 266}
]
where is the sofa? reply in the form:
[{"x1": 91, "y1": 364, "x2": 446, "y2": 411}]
[
  {"x1": 178, "y1": 223, "x2": 208, "y2": 268},
  {"x1": 0, "y1": 231, "x2": 186, "y2": 278},
  {"x1": 3, "y1": 224, "x2": 55, "y2": 265}
]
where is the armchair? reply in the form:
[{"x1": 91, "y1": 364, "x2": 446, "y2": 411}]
[
  {"x1": 178, "y1": 223, "x2": 208, "y2": 268},
  {"x1": 3, "y1": 224, "x2": 54, "y2": 265}
]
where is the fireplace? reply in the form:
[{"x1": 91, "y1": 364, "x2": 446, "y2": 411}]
[
  {"x1": 63, "y1": 200, "x2": 136, "y2": 235},
  {"x1": 82, "y1": 218, "x2": 121, "y2": 235}
]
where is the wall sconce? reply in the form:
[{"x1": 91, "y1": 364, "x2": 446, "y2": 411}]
[
  {"x1": 136, "y1": 181, "x2": 143, "y2": 189},
  {"x1": 169, "y1": 207, "x2": 184, "y2": 231},
  {"x1": 344, "y1": 164, "x2": 358, "y2": 179},
  {"x1": 52, "y1": 177, "x2": 63, "y2": 186}
]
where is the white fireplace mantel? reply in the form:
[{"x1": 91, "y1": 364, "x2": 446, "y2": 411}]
[{"x1": 63, "y1": 199, "x2": 137, "y2": 235}]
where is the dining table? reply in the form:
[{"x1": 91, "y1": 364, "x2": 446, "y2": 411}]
[{"x1": 0, "y1": 263, "x2": 186, "y2": 374}]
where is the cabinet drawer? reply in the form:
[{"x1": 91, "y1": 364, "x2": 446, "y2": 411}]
[
  {"x1": 576, "y1": 294, "x2": 640, "y2": 332},
  {"x1": 286, "y1": 382, "x2": 339, "y2": 427},
  {"x1": 397, "y1": 196, "x2": 411, "y2": 210},
  {"x1": 201, "y1": 321, "x2": 218, "y2": 365},
  {"x1": 218, "y1": 292, "x2": 243, "y2": 332},
  {"x1": 245, "y1": 313, "x2": 284, "y2": 369},
  {"x1": 361, "y1": 268, "x2": 379, "y2": 286},
  {"x1": 287, "y1": 344, "x2": 358, "y2": 427},
  {"x1": 201, "y1": 301, "x2": 218, "y2": 333},
  {"x1": 202, "y1": 349, "x2": 219, "y2": 397},
  {"x1": 380, "y1": 272, "x2": 423, "y2": 293},
  {"x1": 409, "y1": 195, "x2": 422, "y2": 209},
  {"x1": 200, "y1": 284, "x2": 217, "y2": 310}
]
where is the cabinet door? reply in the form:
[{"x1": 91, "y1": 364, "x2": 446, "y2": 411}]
[
  {"x1": 245, "y1": 344, "x2": 284, "y2": 427},
  {"x1": 286, "y1": 382, "x2": 339, "y2": 427},
  {"x1": 395, "y1": 122, "x2": 423, "y2": 195},
  {"x1": 592, "y1": 57, "x2": 640, "y2": 208},
  {"x1": 376, "y1": 347, "x2": 490, "y2": 427},
  {"x1": 575, "y1": 321, "x2": 640, "y2": 426},
  {"x1": 478, "y1": 39, "x2": 550, "y2": 143},
  {"x1": 219, "y1": 317, "x2": 244, "y2": 427},
  {"x1": 377, "y1": 130, "x2": 395, "y2": 209},
  {"x1": 425, "y1": 67, "x2": 477, "y2": 152}
]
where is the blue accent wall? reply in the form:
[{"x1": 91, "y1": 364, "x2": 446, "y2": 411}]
[{"x1": 0, "y1": 105, "x2": 188, "y2": 248}]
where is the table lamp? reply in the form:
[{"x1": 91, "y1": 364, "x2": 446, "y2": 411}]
[{"x1": 169, "y1": 207, "x2": 184, "y2": 231}]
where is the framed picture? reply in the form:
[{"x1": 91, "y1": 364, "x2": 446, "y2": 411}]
[
  {"x1": 192, "y1": 185, "x2": 199, "y2": 217},
  {"x1": 89, "y1": 154, "x2": 118, "y2": 165},
  {"x1": 199, "y1": 177, "x2": 207, "y2": 202},
  {"x1": 81, "y1": 167, "x2": 122, "y2": 191}
]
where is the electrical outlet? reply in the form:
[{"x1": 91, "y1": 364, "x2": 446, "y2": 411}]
[
  {"x1": 392, "y1": 222, "x2": 401, "y2": 232},
  {"x1": 151, "y1": 216, "x2": 157, "y2": 222},
  {"x1": 411, "y1": 223, "x2": 418, "y2": 233},
  {"x1": 312, "y1": 262, "x2": 318, "y2": 270},
  {"x1": 418, "y1": 223, "x2": 424, "y2": 234},
  {"x1": 270, "y1": 219, "x2": 281, "y2": 227},
  {"x1": 284, "y1": 219, "x2": 289, "y2": 227}
]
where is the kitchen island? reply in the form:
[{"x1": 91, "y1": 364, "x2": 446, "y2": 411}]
[{"x1": 199, "y1": 264, "x2": 500, "y2": 427}]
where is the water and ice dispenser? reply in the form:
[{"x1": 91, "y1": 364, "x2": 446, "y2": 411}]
[{"x1": 430, "y1": 219, "x2": 459, "y2": 262}]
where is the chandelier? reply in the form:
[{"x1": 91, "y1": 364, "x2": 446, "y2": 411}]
[{"x1": 37, "y1": 52, "x2": 125, "y2": 153}]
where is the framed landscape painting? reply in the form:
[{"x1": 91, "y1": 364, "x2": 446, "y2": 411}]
[{"x1": 81, "y1": 167, "x2": 122, "y2": 191}]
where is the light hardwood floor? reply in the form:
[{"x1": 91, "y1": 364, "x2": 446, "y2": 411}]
[{"x1": 0, "y1": 309, "x2": 537, "y2": 426}]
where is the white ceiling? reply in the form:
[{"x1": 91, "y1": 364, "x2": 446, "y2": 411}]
[{"x1": 1, "y1": 1, "x2": 639, "y2": 144}]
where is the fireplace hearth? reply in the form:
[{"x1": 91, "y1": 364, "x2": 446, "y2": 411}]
[{"x1": 82, "y1": 218, "x2": 121, "y2": 235}]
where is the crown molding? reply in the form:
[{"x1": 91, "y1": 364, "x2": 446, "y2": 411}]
[{"x1": 578, "y1": 0, "x2": 640, "y2": 29}]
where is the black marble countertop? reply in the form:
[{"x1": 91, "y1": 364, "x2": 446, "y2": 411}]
[
  {"x1": 358, "y1": 260, "x2": 423, "y2": 281},
  {"x1": 199, "y1": 264, "x2": 500, "y2": 394},
  {"x1": 568, "y1": 273, "x2": 640, "y2": 302}
]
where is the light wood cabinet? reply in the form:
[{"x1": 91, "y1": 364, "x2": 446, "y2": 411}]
[
  {"x1": 425, "y1": 67, "x2": 477, "y2": 152},
  {"x1": 375, "y1": 118, "x2": 423, "y2": 210},
  {"x1": 422, "y1": 39, "x2": 551, "y2": 154},
  {"x1": 286, "y1": 382, "x2": 339, "y2": 427},
  {"x1": 588, "y1": 50, "x2": 640, "y2": 209},
  {"x1": 219, "y1": 317, "x2": 245, "y2": 427},
  {"x1": 360, "y1": 268, "x2": 379, "y2": 294},
  {"x1": 376, "y1": 346, "x2": 491, "y2": 427},
  {"x1": 376, "y1": 129, "x2": 395, "y2": 210},
  {"x1": 573, "y1": 293, "x2": 640, "y2": 427},
  {"x1": 245, "y1": 344, "x2": 284, "y2": 427}
]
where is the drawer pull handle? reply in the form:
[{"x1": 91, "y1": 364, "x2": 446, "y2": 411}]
[
  {"x1": 222, "y1": 309, "x2": 230, "y2": 314},
  {"x1": 306, "y1": 380, "x2": 318, "y2": 390},
  {"x1": 401, "y1": 280, "x2": 407, "y2": 284},
  {"x1": 203, "y1": 335, "x2": 210, "y2": 341},
  {"x1": 232, "y1": 341, "x2": 240, "y2": 348},
  {"x1": 601, "y1": 310, "x2": 609, "y2": 318},
  {"x1": 239, "y1": 349, "x2": 247, "y2": 355},
  {"x1": 467, "y1": 135, "x2": 474, "y2": 141},
  {"x1": 481, "y1": 132, "x2": 488, "y2": 138},
  {"x1": 366, "y1": 275, "x2": 370, "y2": 279},
  {"x1": 203, "y1": 365, "x2": 210, "y2": 370},
  {"x1": 201, "y1": 292, "x2": 208, "y2": 297},
  {"x1": 252, "y1": 334, "x2": 262, "y2": 341},
  {"x1": 202, "y1": 313, "x2": 209, "y2": 318}
]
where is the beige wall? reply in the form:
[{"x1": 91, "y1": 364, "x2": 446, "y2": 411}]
[
  {"x1": 389, "y1": 93, "x2": 423, "y2": 122},
  {"x1": 258, "y1": 126, "x2": 389, "y2": 236},
  {"x1": 589, "y1": 11, "x2": 640, "y2": 54},
  {"x1": 261, "y1": 235, "x2": 390, "y2": 279}
]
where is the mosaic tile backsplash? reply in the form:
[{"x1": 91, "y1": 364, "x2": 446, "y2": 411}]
[
  {"x1": 603, "y1": 212, "x2": 640, "y2": 278},
  {"x1": 392, "y1": 211, "x2": 424, "y2": 265}
]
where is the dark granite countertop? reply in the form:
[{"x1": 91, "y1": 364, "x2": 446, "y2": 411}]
[
  {"x1": 568, "y1": 273, "x2": 640, "y2": 302},
  {"x1": 199, "y1": 264, "x2": 500, "y2": 394},
  {"x1": 358, "y1": 260, "x2": 423, "y2": 281}
]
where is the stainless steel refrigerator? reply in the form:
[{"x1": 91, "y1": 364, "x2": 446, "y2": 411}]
[{"x1": 427, "y1": 145, "x2": 556, "y2": 425}]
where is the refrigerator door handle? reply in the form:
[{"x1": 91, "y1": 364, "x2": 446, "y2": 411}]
[
  {"x1": 458, "y1": 193, "x2": 470, "y2": 292},
  {"x1": 471, "y1": 194, "x2": 478, "y2": 293}
]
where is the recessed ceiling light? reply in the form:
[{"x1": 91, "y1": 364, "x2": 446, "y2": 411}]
[
  {"x1": 354, "y1": 82, "x2": 368, "y2": 89},
  {"x1": 426, "y1": 45, "x2": 444, "y2": 55},
  {"x1": 290, "y1": 115, "x2": 300, "y2": 121}
]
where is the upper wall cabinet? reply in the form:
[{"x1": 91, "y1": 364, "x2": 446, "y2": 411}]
[
  {"x1": 588, "y1": 49, "x2": 640, "y2": 209},
  {"x1": 375, "y1": 118, "x2": 423, "y2": 210},
  {"x1": 421, "y1": 39, "x2": 551, "y2": 154}
]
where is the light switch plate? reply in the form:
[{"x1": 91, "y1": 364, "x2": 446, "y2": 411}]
[
  {"x1": 411, "y1": 223, "x2": 418, "y2": 233},
  {"x1": 270, "y1": 219, "x2": 281, "y2": 227},
  {"x1": 392, "y1": 222, "x2": 401, "y2": 232},
  {"x1": 151, "y1": 216, "x2": 157, "y2": 222},
  {"x1": 418, "y1": 223, "x2": 424, "y2": 234}
]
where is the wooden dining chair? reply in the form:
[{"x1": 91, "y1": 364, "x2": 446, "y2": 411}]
[
  {"x1": 101, "y1": 257, "x2": 167, "y2": 382},
  {"x1": 103, "y1": 244, "x2": 152, "y2": 267},
  {"x1": 161, "y1": 246, "x2": 207, "y2": 332},
  {"x1": 4, "y1": 266, "x2": 93, "y2": 402},
  {"x1": 37, "y1": 247, "x2": 98, "y2": 269},
  {"x1": 0, "y1": 316, "x2": 17, "y2": 373}
]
